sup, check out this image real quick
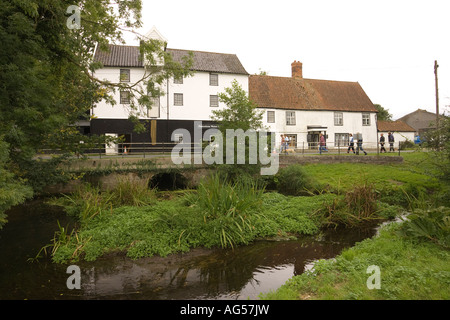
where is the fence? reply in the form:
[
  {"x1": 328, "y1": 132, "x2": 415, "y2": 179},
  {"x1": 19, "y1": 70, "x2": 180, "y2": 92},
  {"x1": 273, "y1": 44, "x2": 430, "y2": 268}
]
[
  {"x1": 37, "y1": 140, "x2": 410, "y2": 159},
  {"x1": 281, "y1": 141, "x2": 407, "y2": 156}
]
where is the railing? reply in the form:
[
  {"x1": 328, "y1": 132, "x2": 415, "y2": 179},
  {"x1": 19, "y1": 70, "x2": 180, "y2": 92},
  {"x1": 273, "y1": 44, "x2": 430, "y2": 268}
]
[
  {"x1": 37, "y1": 141, "x2": 412, "y2": 159},
  {"x1": 280, "y1": 141, "x2": 409, "y2": 156}
]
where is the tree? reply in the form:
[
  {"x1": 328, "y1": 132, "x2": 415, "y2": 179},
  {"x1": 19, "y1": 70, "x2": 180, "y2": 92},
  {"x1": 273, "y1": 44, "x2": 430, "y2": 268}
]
[
  {"x1": 374, "y1": 104, "x2": 393, "y2": 121},
  {"x1": 0, "y1": 0, "x2": 192, "y2": 185},
  {"x1": 211, "y1": 80, "x2": 264, "y2": 132},
  {"x1": 209, "y1": 80, "x2": 267, "y2": 179},
  {"x1": 0, "y1": 1, "x2": 192, "y2": 225},
  {"x1": 0, "y1": 137, "x2": 33, "y2": 229}
]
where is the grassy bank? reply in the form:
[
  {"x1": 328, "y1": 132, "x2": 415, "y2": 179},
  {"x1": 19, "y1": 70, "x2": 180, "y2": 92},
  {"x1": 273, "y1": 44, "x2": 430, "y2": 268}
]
[
  {"x1": 260, "y1": 218, "x2": 450, "y2": 300},
  {"x1": 42, "y1": 152, "x2": 447, "y2": 270}
]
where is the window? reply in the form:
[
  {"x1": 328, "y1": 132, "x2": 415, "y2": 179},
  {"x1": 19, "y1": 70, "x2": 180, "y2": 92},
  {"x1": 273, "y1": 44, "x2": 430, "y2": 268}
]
[
  {"x1": 286, "y1": 111, "x2": 296, "y2": 125},
  {"x1": 285, "y1": 134, "x2": 297, "y2": 148},
  {"x1": 148, "y1": 95, "x2": 160, "y2": 118},
  {"x1": 362, "y1": 113, "x2": 371, "y2": 126},
  {"x1": 334, "y1": 112, "x2": 343, "y2": 126},
  {"x1": 174, "y1": 76, "x2": 183, "y2": 84},
  {"x1": 267, "y1": 111, "x2": 275, "y2": 123},
  {"x1": 120, "y1": 69, "x2": 130, "y2": 82},
  {"x1": 210, "y1": 73, "x2": 219, "y2": 86},
  {"x1": 120, "y1": 91, "x2": 130, "y2": 104},
  {"x1": 174, "y1": 93, "x2": 183, "y2": 106},
  {"x1": 335, "y1": 133, "x2": 349, "y2": 147},
  {"x1": 210, "y1": 95, "x2": 219, "y2": 107}
]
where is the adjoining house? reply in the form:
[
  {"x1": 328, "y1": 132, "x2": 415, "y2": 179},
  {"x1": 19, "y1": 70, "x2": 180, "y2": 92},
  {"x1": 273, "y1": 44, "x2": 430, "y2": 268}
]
[
  {"x1": 89, "y1": 28, "x2": 379, "y2": 154},
  {"x1": 397, "y1": 109, "x2": 440, "y2": 137},
  {"x1": 377, "y1": 120, "x2": 416, "y2": 147},
  {"x1": 90, "y1": 27, "x2": 249, "y2": 153},
  {"x1": 249, "y1": 61, "x2": 378, "y2": 150}
]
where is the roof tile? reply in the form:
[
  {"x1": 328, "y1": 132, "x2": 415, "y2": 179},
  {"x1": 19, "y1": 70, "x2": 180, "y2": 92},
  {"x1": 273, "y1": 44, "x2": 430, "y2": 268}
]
[
  {"x1": 249, "y1": 75, "x2": 377, "y2": 112},
  {"x1": 93, "y1": 44, "x2": 248, "y2": 75}
]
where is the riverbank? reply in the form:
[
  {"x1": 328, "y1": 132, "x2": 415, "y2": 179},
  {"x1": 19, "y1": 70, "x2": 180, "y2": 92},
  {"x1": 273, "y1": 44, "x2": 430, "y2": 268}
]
[
  {"x1": 260, "y1": 218, "x2": 450, "y2": 300},
  {"x1": 39, "y1": 151, "x2": 449, "y2": 299}
]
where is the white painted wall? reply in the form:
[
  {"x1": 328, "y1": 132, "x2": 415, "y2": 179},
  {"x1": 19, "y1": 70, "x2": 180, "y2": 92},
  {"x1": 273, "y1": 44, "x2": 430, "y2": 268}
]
[
  {"x1": 92, "y1": 67, "x2": 249, "y2": 121},
  {"x1": 261, "y1": 108, "x2": 378, "y2": 149}
]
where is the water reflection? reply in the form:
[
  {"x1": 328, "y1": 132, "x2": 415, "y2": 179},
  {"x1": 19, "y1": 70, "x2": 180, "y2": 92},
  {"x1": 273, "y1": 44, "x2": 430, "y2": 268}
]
[{"x1": 0, "y1": 200, "x2": 376, "y2": 300}]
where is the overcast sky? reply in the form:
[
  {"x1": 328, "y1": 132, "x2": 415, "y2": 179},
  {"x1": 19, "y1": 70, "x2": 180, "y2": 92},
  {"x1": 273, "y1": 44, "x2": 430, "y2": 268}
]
[{"x1": 124, "y1": 0, "x2": 450, "y2": 119}]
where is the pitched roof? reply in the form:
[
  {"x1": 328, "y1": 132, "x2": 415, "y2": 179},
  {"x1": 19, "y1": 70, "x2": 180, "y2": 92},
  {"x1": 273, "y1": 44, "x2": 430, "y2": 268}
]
[
  {"x1": 377, "y1": 120, "x2": 416, "y2": 132},
  {"x1": 397, "y1": 109, "x2": 441, "y2": 130},
  {"x1": 249, "y1": 75, "x2": 376, "y2": 112},
  {"x1": 94, "y1": 45, "x2": 143, "y2": 68},
  {"x1": 167, "y1": 48, "x2": 248, "y2": 75},
  {"x1": 93, "y1": 44, "x2": 248, "y2": 75}
]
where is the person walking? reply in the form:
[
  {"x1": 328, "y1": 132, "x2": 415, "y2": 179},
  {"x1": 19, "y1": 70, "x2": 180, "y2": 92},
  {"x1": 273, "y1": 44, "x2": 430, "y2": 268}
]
[
  {"x1": 280, "y1": 134, "x2": 286, "y2": 154},
  {"x1": 379, "y1": 133, "x2": 386, "y2": 153},
  {"x1": 388, "y1": 132, "x2": 395, "y2": 152},
  {"x1": 347, "y1": 133, "x2": 355, "y2": 154},
  {"x1": 284, "y1": 135, "x2": 290, "y2": 154},
  {"x1": 319, "y1": 133, "x2": 326, "y2": 155},
  {"x1": 356, "y1": 134, "x2": 367, "y2": 155}
]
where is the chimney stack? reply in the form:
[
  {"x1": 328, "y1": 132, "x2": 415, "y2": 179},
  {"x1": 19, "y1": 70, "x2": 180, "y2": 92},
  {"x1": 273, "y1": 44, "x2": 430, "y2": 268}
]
[{"x1": 291, "y1": 60, "x2": 303, "y2": 79}]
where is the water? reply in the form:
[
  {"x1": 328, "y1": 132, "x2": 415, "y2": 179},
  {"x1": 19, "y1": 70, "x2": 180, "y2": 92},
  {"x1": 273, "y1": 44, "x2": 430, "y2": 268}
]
[{"x1": 0, "y1": 200, "x2": 377, "y2": 300}]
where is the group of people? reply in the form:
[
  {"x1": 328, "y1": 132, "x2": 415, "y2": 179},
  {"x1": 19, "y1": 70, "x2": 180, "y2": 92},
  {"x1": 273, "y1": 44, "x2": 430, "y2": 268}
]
[
  {"x1": 379, "y1": 132, "x2": 395, "y2": 153},
  {"x1": 346, "y1": 133, "x2": 367, "y2": 155},
  {"x1": 279, "y1": 132, "x2": 396, "y2": 155}
]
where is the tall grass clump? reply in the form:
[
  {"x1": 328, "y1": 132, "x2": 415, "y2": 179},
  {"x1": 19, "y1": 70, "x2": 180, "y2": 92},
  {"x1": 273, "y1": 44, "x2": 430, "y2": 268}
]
[
  {"x1": 275, "y1": 165, "x2": 320, "y2": 196},
  {"x1": 185, "y1": 173, "x2": 265, "y2": 248},
  {"x1": 111, "y1": 176, "x2": 156, "y2": 207},
  {"x1": 52, "y1": 176, "x2": 156, "y2": 224},
  {"x1": 319, "y1": 179, "x2": 381, "y2": 227}
]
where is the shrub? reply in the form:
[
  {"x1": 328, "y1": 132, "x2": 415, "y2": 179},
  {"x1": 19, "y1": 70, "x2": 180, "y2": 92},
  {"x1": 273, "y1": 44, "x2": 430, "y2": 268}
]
[
  {"x1": 397, "y1": 206, "x2": 450, "y2": 248},
  {"x1": 184, "y1": 173, "x2": 265, "y2": 248},
  {"x1": 275, "y1": 165, "x2": 318, "y2": 196}
]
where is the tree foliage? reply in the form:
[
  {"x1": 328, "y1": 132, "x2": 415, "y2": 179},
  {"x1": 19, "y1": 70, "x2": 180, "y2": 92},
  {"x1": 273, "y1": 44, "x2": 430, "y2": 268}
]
[
  {"x1": 209, "y1": 80, "x2": 266, "y2": 178},
  {"x1": 0, "y1": 1, "x2": 193, "y2": 224},
  {"x1": 374, "y1": 104, "x2": 393, "y2": 121}
]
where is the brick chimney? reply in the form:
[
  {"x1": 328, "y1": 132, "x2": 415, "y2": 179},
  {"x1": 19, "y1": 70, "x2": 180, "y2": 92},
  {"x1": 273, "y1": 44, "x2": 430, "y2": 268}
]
[{"x1": 291, "y1": 60, "x2": 303, "y2": 79}]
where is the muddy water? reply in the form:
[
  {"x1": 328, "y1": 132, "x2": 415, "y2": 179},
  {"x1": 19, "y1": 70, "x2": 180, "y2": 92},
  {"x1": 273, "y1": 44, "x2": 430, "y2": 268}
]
[{"x1": 0, "y1": 200, "x2": 377, "y2": 300}]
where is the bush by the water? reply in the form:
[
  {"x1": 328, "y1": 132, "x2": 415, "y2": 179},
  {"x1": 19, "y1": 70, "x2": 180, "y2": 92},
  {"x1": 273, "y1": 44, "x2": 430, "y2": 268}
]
[{"x1": 275, "y1": 165, "x2": 320, "y2": 196}]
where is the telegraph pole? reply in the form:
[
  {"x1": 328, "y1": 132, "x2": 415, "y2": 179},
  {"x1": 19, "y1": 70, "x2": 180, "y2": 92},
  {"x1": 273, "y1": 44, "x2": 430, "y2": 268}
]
[{"x1": 434, "y1": 60, "x2": 439, "y2": 129}]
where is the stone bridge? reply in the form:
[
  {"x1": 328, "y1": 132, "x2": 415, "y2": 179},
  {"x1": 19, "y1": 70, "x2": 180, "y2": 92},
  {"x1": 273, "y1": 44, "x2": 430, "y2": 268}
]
[{"x1": 45, "y1": 154, "x2": 403, "y2": 194}]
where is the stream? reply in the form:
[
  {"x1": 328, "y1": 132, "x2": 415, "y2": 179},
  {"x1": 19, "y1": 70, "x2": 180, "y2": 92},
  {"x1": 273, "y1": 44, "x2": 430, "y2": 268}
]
[{"x1": 0, "y1": 199, "x2": 378, "y2": 300}]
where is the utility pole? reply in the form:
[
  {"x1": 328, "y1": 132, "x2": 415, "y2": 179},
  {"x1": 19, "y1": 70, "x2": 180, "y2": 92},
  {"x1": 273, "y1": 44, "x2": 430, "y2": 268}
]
[{"x1": 434, "y1": 60, "x2": 440, "y2": 129}]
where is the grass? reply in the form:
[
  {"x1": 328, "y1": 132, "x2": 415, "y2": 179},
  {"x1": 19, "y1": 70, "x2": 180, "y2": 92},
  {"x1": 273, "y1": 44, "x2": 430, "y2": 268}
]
[
  {"x1": 260, "y1": 222, "x2": 450, "y2": 300},
  {"x1": 44, "y1": 151, "x2": 447, "y2": 270}
]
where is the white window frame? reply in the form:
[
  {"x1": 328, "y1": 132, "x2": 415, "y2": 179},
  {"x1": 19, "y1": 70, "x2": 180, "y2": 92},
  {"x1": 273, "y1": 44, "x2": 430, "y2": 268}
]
[
  {"x1": 120, "y1": 91, "x2": 130, "y2": 104},
  {"x1": 334, "y1": 112, "x2": 343, "y2": 126},
  {"x1": 174, "y1": 93, "x2": 183, "y2": 106},
  {"x1": 209, "y1": 73, "x2": 219, "y2": 86},
  {"x1": 362, "y1": 113, "x2": 371, "y2": 126},
  {"x1": 120, "y1": 69, "x2": 130, "y2": 82},
  {"x1": 210, "y1": 95, "x2": 219, "y2": 107},
  {"x1": 286, "y1": 111, "x2": 296, "y2": 126},
  {"x1": 335, "y1": 133, "x2": 349, "y2": 147},
  {"x1": 267, "y1": 111, "x2": 275, "y2": 123}
]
